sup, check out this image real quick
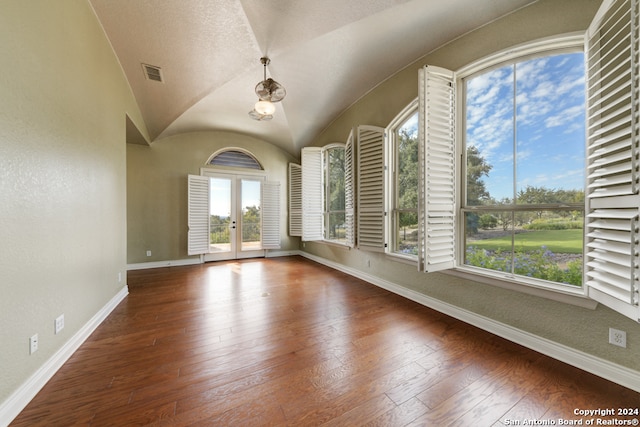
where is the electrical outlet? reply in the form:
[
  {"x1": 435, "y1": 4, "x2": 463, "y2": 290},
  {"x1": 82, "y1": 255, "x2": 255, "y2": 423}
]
[
  {"x1": 118, "y1": 271, "x2": 122, "y2": 283},
  {"x1": 609, "y1": 328, "x2": 627, "y2": 348},
  {"x1": 146, "y1": 250, "x2": 152, "y2": 257},
  {"x1": 30, "y1": 334, "x2": 38, "y2": 354},
  {"x1": 55, "y1": 314, "x2": 65, "y2": 334}
]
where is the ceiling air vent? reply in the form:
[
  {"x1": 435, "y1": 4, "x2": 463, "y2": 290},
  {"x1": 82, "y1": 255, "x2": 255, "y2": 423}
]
[{"x1": 142, "y1": 63, "x2": 163, "y2": 82}]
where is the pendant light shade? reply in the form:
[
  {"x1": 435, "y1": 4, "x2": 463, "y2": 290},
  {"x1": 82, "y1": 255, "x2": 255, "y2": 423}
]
[{"x1": 254, "y1": 99, "x2": 276, "y2": 115}]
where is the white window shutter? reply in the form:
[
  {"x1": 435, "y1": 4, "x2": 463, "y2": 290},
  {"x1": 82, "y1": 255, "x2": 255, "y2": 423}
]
[
  {"x1": 356, "y1": 125, "x2": 386, "y2": 252},
  {"x1": 261, "y1": 181, "x2": 281, "y2": 249},
  {"x1": 187, "y1": 174, "x2": 210, "y2": 255},
  {"x1": 288, "y1": 163, "x2": 302, "y2": 237},
  {"x1": 585, "y1": 0, "x2": 640, "y2": 321},
  {"x1": 345, "y1": 130, "x2": 356, "y2": 248},
  {"x1": 418, "y1": 65, "x2": 456, "y2": 272},
  {"x1": 302, "y1": 147, "x2": 324, "y2": 241}
]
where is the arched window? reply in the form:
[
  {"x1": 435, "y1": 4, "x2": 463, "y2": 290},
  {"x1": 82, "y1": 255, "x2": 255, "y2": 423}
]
[
  {"x1": 387, "y1": 100, "x2": 419, "y2": 258},
  {"x1": 208, "y1": 149, "x2": 262, "y2": 170},
  {"x1": 460, "y1": 46, "x2": 585, "y2": 287}
]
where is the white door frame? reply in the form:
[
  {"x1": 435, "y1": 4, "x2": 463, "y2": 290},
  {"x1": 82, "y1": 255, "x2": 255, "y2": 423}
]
[{"x1": 201, "y1": 168, "x2": 266, "y2": 261}]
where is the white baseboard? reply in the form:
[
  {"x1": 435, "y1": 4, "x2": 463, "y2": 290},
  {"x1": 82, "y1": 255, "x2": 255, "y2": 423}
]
[
  {"x1": 127, "y1": 257, "x2": 202, "y2": 270},
  {"x1": 0, "y1": 286, "x2": 129, "y2": 427},
  {"x1": 299, "y1": 251, "x2": 640, "y2": 393},
  {"x1": 266, "y1": 250, "x2": 301, "y2": 258},
  {"x1": 127, "y1": 251, "x2": 302, "y2": 270}
]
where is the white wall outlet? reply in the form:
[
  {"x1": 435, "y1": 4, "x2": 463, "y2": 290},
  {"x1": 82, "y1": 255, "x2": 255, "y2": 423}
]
[
  {"x1": 146, "y1": 250, "x2": 152, "y2": 257},
  {"x1": 609, "y1": 328, "x2": 627, "y2": 348},
  {"x1": 29, "y1": 334, "x2": 38, "y2": 354},
  {"x1": 55, "y1": 314, "x2": 65, "y2": 334}
]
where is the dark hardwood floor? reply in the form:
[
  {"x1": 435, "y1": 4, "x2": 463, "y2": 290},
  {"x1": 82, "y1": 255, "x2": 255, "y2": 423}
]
[{"x1": 11, "y1": 256, "x2": 640, "y2": 426}]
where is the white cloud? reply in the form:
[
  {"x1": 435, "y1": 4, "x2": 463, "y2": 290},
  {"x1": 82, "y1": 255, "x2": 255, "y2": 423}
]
[
  {"x1": 464, "y1": 52, "x2": 586, "y2": 198},
  {"x1": 545, "y1": 105, "x2": 584, "y2": 128}
]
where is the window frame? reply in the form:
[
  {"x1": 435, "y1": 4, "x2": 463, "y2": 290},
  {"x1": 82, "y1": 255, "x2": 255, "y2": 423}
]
[
  {"x1": 453, "y1": 34, "x2": 589, "y2": 294},
  {"x1": 386, "y1": 99, "x2": 420, "y2": 262},
  {"x1": 300, "y1": 143, "x2": 351, "y2": 246}
]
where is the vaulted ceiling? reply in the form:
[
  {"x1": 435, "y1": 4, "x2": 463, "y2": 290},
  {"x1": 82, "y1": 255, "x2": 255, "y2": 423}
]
[{"x1": 89, "y1": 0, "x2": 536, "y2": 156}]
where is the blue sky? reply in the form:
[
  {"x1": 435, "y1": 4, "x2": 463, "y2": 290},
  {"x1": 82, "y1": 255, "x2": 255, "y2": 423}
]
[
  {"x1": 210, "y1": 177, "x2": 261, "y2": 218},
  {"x1": 465, "y1": 52, "x2": 586, "y2": 201}
]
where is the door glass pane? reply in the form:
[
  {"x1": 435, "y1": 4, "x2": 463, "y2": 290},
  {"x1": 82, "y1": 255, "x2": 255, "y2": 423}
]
[
  {"x1": 210, "y1": 177, "x2": 231, "y2": 253},
  {"x1": 241, "y1": 179, "x2": 261, "y2": 251}
]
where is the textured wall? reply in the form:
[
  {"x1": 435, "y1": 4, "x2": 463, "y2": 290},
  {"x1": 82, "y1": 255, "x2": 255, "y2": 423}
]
[
  {"x1": 0, "y1": 1, "x2": 145, "y2": 405},
  {"x1": 127, "y1": 131, "x2": 299, "y2": 265},
  {"x1": 303, "y1": 0, "x2": 640, "y2": 373}
]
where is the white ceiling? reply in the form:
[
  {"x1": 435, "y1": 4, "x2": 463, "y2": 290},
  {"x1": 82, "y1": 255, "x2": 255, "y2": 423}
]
[{"x1": 89, "y1": 0, "x2": 537, "y2": 156}]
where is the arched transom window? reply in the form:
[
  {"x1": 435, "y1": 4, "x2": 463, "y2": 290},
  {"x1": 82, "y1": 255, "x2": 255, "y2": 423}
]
[{"x1": 208, "y1": 150, "x2": 263, "y2": 170}]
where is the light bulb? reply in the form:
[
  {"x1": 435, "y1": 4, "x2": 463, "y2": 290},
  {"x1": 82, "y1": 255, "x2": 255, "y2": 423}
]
[{"x1": 254, "y1": 100, "x2": 275, "y2": 116}]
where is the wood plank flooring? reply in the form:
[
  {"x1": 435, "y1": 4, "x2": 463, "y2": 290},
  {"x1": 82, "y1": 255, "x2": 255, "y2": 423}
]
[{"x1": 11, "y1": 256, "x2": 640, "y2": 426}]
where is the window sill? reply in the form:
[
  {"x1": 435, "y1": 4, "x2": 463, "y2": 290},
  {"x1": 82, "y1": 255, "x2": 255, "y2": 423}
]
[{"x1": 444, "y1": 266, "x2": 597, "y2": 309}]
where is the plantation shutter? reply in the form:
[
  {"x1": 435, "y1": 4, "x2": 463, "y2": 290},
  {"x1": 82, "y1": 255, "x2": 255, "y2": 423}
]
[
  {"x1": 356, "y1": 125, "x2": 386, "y2": 251},
  {"x1": 261, "y1": 181, "x2": 281, "y2": 249},
  {"x1": 187, "y1": 174, "x2": 210, "y2": 255},
  {"x1": 418, "y1": 65, "x2": 456, "y2": 272},
  {"x1": 585, "y1": 0, "x2": 640, "y2": 321},
  {"x1": 301, "y1": 147, "x2": 324, "y2": 241},
  {"x1": 289, "y1": 163, "x2": 302, "y2": 237},
  {"x1": 344, "y1": 131, "x2": 356, "y2": 248}
]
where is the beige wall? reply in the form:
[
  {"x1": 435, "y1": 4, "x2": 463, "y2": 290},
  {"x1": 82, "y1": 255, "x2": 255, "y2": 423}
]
[
  {"x1": 127, "y1": 131, "x2": 299, "y2": 265},
  {"x1": 0, "y1": 0, "x2": 147, "y2": 406},
  {"x1": 303, "y1": 0, "x2": 640, "y2": 373}
]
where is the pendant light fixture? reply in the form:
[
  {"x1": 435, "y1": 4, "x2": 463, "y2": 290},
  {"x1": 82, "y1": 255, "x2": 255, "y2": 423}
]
[{"x1": 249, "y1": 57, "x2": 286, "y2": 120}]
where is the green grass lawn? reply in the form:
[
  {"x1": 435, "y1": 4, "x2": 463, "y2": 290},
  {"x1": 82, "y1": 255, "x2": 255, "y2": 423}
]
[{"x1": 468, "y1": 229, "x2": 583, "y2": 254}]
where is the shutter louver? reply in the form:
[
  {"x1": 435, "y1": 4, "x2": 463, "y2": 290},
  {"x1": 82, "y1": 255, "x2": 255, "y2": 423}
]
[
  {"x1": 356, "y1": 125, "x2": 386, "y2": 251},
  {"x1": 289, "y1": 163, "x2": 302, "y2": 237},
  {"x1": 261, "y1": 181, "x2": 281, "y2": 249},
  {"x1": 586, "y1": 0, "x2": 640, "y2": 321},
  {"x1": 345, "y1": 131, "x2": 356, "y2": 248},
  {"x1": 418, "y1": 65, "x2": 456, "y2": 272},
  {"x1": 187, "y1": 174, "x2": 210, "y2": 255},
  {"x1": 302, "y1": 147, "x2": 324, "y2": 241}
]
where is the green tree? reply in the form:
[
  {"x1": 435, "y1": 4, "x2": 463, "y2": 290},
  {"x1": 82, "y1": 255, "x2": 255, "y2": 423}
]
[
  {"x1": 398, "y1": 127, "x2": 419, "y2": 227},
  {"x1": 489, "y1": 197, "x2": 513, "y2": 231},
  {"x1": 516, "y1": 186, "x2": 585, "y2": 221},
  {"x1": 242, "y1": 205, "x2": 261, "y2": 241},
  {"x1": 466, "y1": 145, "x2": 492, "y2": 233},
  {"x1": 327, "y1": 148, "x2": 345, "y2": 211},
  {"x1": 466, "y1": 145, "x2": 492, "y2": 206},
  {"x1": 478, "y1": 214, "x2": 498, "y2": 229},
  {"x1": 210, "y1": 214, "x2": 230, "y2": 243},
  {"x1": 324, "y1": 147, "x2": 346, "y2": 239}
]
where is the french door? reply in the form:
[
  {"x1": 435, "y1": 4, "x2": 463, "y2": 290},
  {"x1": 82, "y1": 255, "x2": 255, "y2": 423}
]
[
  {"x1": 188, "y1": 170, "x2": 280, "y2": 261},
  {"x1": 204, "y1": 173, "x2": 265, "y2": 261}
]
